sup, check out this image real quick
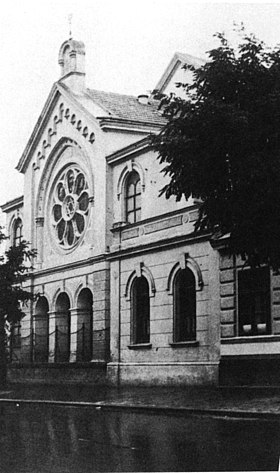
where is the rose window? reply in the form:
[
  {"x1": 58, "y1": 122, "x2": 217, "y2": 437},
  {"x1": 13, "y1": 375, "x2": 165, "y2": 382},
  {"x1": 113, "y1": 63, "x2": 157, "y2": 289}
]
[{"x1": 51, "y1": 167, "x2": 90, "y2": 249}]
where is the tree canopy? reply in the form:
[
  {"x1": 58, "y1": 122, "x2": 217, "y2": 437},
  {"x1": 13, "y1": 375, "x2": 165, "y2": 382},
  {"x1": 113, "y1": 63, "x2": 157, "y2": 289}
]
[
  {"x1": 0, "y1": 230, "x2": 36, "y2": 384},
  {"x1": 153, "y1": 28, "x2": 280, "y2": 269},
  {"x1": 0, "y1": 233, "x2": 36, "y2": 323}
]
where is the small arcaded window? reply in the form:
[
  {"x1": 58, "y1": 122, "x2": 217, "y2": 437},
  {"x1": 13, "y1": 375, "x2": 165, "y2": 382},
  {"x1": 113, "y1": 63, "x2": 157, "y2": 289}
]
[
  {"x1": 13, "y1": 218, "x2": 23, "y2": 246},
  {"x1": 125, "y1": 171, "x2": 141, "y2": 224},
  {"x1": 132, "y1": 276, "x2": 150, "y2": 344},
  {"x1": 174, "y1": 268, "x2": 196, "y2": 342}
]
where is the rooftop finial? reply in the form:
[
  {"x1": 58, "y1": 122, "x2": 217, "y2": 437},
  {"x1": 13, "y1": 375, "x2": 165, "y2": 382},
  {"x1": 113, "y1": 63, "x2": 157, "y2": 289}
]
[{"x1": 68, "y1": 13, "x2": 73, "y2": 40}]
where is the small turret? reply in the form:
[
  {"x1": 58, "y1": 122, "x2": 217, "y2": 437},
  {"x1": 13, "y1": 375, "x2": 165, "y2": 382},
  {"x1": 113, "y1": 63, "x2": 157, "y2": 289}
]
[{"x1": 58, "y1": 39, "x2": 85, "y2": 92}]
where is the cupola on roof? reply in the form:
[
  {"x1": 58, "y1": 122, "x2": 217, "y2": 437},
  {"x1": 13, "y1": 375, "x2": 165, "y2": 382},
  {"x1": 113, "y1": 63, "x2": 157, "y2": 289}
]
[{"x1": 58, "y1": 39, "x2": 85, "y2": 78}]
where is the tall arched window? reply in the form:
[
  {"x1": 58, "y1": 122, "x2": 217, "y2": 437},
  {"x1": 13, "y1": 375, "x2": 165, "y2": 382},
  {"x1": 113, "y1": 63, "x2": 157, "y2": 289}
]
[
  {"x1": 174, "y1": 268, "x2": 196, "y2": 342},
  {"x1": 55, "y1": 293, "x2": 71, "y2": 362},
  {"x1": 132, "y1": 276, "x2": 150, "y2": 344},
  {"x1": 77, "y1": 288, "x2": 93, "y2": 361},
  {"x1": 125, "y1": 171, "x2": 141, "y2": 224},
  {"x1": 34, "y1": 297, "x2": 49, "y2": 362},
  {"x1": 13, "y1": 218, "x2": 23, "y2": 246}
]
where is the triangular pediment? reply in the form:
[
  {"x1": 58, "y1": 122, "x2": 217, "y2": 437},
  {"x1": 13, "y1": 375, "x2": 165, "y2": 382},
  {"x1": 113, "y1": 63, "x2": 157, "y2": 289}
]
[
  {"x1": 153, "y1": 52, "x2": 205, "y2": 97},
  {"x1": 16, "y1": 82, "x2": 105, "y2": 174}
]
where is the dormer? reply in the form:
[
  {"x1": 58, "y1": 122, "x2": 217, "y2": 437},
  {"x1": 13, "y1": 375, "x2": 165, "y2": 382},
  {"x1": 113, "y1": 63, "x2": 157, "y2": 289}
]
[{"x1": 58, "y1": 39, "x2": 86, "y2": 93}]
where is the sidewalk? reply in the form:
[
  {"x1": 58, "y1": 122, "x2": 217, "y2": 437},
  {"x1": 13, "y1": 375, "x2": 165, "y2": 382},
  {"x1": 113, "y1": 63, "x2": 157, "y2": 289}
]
[{"x1": 1, "y1": 383, "x2": 280, "y2": 418}]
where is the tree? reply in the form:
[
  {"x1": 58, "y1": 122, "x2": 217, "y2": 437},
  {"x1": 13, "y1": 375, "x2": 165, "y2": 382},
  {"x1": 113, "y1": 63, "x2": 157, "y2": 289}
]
[
  {"x1": 153, "y1": 27, "x2": 280, "y2": 270},
  {"x1": 0, "y1": 230, "x2": 36, "y2": 385}
]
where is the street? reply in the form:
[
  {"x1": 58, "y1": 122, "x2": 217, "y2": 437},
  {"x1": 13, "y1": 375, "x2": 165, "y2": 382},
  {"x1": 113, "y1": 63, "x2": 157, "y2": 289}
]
[{"x1": 0, "y1": 403, "x2": 279, "y2": 472}]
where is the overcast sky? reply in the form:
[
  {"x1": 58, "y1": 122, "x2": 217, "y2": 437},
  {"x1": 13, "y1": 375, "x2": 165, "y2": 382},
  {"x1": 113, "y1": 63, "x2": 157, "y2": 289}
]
[{"x1": 1, "y1": 0, "x2": 280, "y2": 214}]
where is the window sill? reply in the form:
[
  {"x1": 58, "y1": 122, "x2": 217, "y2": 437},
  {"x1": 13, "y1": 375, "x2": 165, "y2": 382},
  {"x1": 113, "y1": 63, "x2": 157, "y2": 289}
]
[
  {"x1": 221, "y1": 335, "x2": 278, "y2": 344},
  {"x1": 169, "y1": 340, "x2": 199, "y2": 348},
  {"x1": 128, "y1": 343, "x2": 152, "y2": 350}
]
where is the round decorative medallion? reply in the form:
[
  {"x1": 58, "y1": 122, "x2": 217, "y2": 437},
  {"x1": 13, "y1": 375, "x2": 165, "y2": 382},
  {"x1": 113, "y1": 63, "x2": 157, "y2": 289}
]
[{"x1": 51, "y1": 167, "x2": 90, "y2": 249}]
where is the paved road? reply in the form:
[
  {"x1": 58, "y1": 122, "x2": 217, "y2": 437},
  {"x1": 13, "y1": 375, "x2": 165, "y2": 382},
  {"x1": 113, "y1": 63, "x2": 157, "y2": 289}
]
[{"x1": 0, "y1": 402, "x2": 279, "y2": 472}]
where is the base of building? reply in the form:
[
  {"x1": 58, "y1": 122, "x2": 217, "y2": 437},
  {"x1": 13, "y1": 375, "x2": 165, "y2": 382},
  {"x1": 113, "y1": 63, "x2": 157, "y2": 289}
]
[
  {"x1": 219, "y1": 355, "x2": 280, "y2": 386},
  {"x1": 107, "y1": 361, "x2": 219, "y2": 386},
  {"x1": 7, "y1": 362, "x2": 107, "y2": 386}
]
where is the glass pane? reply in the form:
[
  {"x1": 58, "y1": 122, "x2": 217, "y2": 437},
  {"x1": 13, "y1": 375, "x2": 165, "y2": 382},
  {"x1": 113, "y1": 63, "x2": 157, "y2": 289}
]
[
  {"x1": 53, "y1": 205, "x2": 62, "y2": 222},
  {"x1": 127, "y1": 183, "x2": 135, "y2": 197},
  {"x1": 78, "y1": 192, "x2": 89, "y2": 212},
  {"x1": 238, "y1": 267, "x2": 270, "y2": 336},
  {"x1": 126, "y1": 196, "x2": 134, "y2": 212},
  {"x1": 134, "y1": 277, "x2": 150, "y2": 343},
  {"x1": 57, "y1": 183, "x2": 65, "y2": 201},
  {"x1": 135, "y1": 179, "x2": 141, "y2": 194},
  {"x1": 67, "y1": 221, "x2": 74, "y2": 246},
  {"x1": 57, "y1": 220, "x2": 66, "y2": 242},
  {"x1": 135, "y1": 194, "x2": 141, "y2": 209},
  {"x1": 75, "y1": 173, "x2": 85, "y2": 195},
  {"x1": 135, "y1": 210, "x2": 141, "y2": 222},
  {"x1": 66, "y1": 170, "x2": 75, "y2": 193},
  {"x1": 75, "y1": 213, "x2": 85, "y2": 234},
  {"x1": 175, "y1": 269, "x2": 196, "y2": 342}
]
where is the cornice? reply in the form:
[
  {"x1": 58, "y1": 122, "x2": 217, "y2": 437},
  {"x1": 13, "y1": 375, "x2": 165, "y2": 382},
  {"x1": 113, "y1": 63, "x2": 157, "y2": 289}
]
[
  {"x1": 16, "y1": 84, "x2": 60, "y2": 173},
  {"x1": 98, "y1": 117, "x2": 164, "y2": 133},
  {"x1": 1, "y1": 195, "x2": 24, "y2": 213},
  {"x1": 107, "y1": 231, "x2": 211, "y2": 261},
  {"x1": 106, "y1": 135, "x2": 154, "y2": 164},
  {"x1": 32, "y1": 253, "x2": 109, "y2": 278}
]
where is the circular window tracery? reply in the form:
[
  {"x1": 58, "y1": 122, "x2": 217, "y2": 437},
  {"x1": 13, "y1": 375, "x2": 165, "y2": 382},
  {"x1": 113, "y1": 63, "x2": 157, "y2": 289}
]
[{"x1": 51, "y1": 167, "x2": 90, "y2": 249}]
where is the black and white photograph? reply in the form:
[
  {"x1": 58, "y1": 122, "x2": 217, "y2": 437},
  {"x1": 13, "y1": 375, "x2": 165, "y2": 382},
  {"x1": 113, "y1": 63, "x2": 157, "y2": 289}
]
[{"x1": 1, "y1": 1, "x2": 280, "y2": 471}]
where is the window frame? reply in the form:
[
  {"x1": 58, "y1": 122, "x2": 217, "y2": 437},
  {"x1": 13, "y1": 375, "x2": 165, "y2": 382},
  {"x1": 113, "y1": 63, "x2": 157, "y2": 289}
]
[
  {"x1": 237, "y1": 266, "x2": 271, "y2": 337},
  {"x1": 13, "y1": 218, "x2": 23, "y2": 246},
  {"x1": 125, "y1": 171, "x2": 141, "y2": 224},
  {"x1": 173, "y1": 268, "x2": 196, "y2": 343},
  {"x1": 131, "y1": 276, "x2": 150, "y2": 345}
]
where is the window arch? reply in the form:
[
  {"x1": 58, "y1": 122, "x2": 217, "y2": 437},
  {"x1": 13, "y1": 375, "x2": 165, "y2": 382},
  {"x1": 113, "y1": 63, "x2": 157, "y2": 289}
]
[
  {"x1": 173, "y1": 268, "x2": 196, "y2": 342},
  {"x1": 125, "y1": 171, "x2": 141, "y2": 223},
  {"x1": 131, "y1": 276, "x2": 150, "y2": 344},
  {"x1": 34, "y1": 296, "x2": 49, "y2": 362},
  {"x1": 13, "y1": 218, "x2": 23, "y2": 246}
]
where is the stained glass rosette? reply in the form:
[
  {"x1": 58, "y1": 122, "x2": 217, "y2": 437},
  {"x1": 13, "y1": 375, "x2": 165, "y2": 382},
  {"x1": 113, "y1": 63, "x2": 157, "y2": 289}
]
[{"x1": 51, "y1": 167, "x2": 89, "y2": 249}]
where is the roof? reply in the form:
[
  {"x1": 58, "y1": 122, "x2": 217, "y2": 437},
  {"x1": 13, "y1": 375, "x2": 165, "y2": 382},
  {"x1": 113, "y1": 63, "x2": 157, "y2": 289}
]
[
  {"x1": 1, "y1": 195, "x2": 24, "y2": 213},
  {"x1": 154, "y1": 51, "x2": 205, "y2": 95},
  {"x1": 85, "y1": 89, "x2": 165, "y2": 125}
]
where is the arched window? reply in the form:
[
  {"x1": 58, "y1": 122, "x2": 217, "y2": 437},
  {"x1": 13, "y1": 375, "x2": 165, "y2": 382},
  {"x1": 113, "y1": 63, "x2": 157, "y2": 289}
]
[
  {"x1": 125, "y1": 171, "x2": 141, "y2": 224},
  {"x1": 55, "y1": 293, "x2": 71, "y2": 362},
  {"x1": 174, "y1": 268, "x2": 196, "y2": 342},
  {"x1": 13, "y1": 218, "x2": 23, "y2": 246},
  {"x1": 34, "y1": 297, "x2": 49, "y2": 362},
  {"x1": 77, "y1": 288, "x2": 93, "y2": 361},
  {"x1": 132, "y1": 276, "x2": 150, "y2": 344}
]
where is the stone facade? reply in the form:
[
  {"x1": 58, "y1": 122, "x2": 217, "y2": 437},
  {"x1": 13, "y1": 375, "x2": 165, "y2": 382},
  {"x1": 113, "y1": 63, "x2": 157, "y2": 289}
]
[{"x1": 1, "y1": 39, "x2": 223, "y2": 386}]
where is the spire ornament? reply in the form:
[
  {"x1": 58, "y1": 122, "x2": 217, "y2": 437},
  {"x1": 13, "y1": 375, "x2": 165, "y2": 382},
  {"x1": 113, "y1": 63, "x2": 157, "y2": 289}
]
[{"x1": 68, "y1": 13, "x2": 73, "y2": 40}]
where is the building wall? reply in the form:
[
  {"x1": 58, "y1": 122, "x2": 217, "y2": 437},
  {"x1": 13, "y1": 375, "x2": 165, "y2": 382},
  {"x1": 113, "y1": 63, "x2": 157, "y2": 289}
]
[{"x1": 220, "y1": 252, "x2": 280, "y2": 357}]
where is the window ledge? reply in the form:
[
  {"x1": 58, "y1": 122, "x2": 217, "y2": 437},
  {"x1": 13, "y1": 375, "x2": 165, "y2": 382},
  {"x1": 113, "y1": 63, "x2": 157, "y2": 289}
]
[
  {"x1": 221, "y1": 335, "x2": 279, "y2": 344},
  {"x1": 169, "y1": 340, "x2": 199, "y2": 348},
  {"x1": 128, "y1": 343, "x2": 152, "y2": 350}
]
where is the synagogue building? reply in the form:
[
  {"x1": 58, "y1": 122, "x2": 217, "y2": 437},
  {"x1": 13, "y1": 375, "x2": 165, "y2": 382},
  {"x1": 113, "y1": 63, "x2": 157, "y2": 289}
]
[{"x1": 2, "y1": 39, "x2": 279, "y2": 386}]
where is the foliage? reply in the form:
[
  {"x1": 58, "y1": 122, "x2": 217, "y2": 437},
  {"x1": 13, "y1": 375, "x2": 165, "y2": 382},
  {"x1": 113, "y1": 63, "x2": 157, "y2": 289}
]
[
  {"x1": 0, "y1": 229, "x2": 36, "y2": 323},
  {"x1": 153, "y1": 27, "x2": 280, "y2": 269}
]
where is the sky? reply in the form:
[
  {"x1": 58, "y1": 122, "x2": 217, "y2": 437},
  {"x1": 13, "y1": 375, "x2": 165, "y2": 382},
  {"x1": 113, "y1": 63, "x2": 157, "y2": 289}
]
[{"x1": 1, "y1": 0, "x2": 280, "y2": 215}]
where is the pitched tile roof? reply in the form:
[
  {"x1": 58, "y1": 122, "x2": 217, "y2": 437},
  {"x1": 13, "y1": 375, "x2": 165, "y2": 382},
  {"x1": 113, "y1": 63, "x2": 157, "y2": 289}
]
[{"x1": 85, "y1": 89, "x2": 165, "y2": 125}]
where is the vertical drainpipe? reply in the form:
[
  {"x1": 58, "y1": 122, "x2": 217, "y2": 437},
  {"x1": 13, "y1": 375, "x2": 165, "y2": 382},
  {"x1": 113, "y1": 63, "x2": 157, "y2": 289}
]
[{"x1": 117, "y1": 229, "x2": 122, "y2": 389}]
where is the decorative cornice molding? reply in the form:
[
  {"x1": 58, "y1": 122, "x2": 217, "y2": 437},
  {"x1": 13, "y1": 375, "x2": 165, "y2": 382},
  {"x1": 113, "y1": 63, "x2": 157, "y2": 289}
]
[
  {"x1": 1, "y1": 195, "x2": 24, "y2": 213},
  {"x1": 107, "y1": 135, "x2": 153, "y2": 165}
]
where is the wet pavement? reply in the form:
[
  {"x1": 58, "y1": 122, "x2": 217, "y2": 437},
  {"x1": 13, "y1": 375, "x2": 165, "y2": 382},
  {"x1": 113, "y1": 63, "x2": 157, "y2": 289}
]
[
  {"x1": 0, "y1": 402, "x2": 280, "y2": 472},
  {"x1": 1, "y1": 383, "x2": 280, "y2": 417}
]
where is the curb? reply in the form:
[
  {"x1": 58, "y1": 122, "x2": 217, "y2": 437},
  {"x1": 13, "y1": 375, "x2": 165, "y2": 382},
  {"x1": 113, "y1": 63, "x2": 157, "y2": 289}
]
[{"x1": 0, "y1": 397, "x2": 280, "y2": 420}]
